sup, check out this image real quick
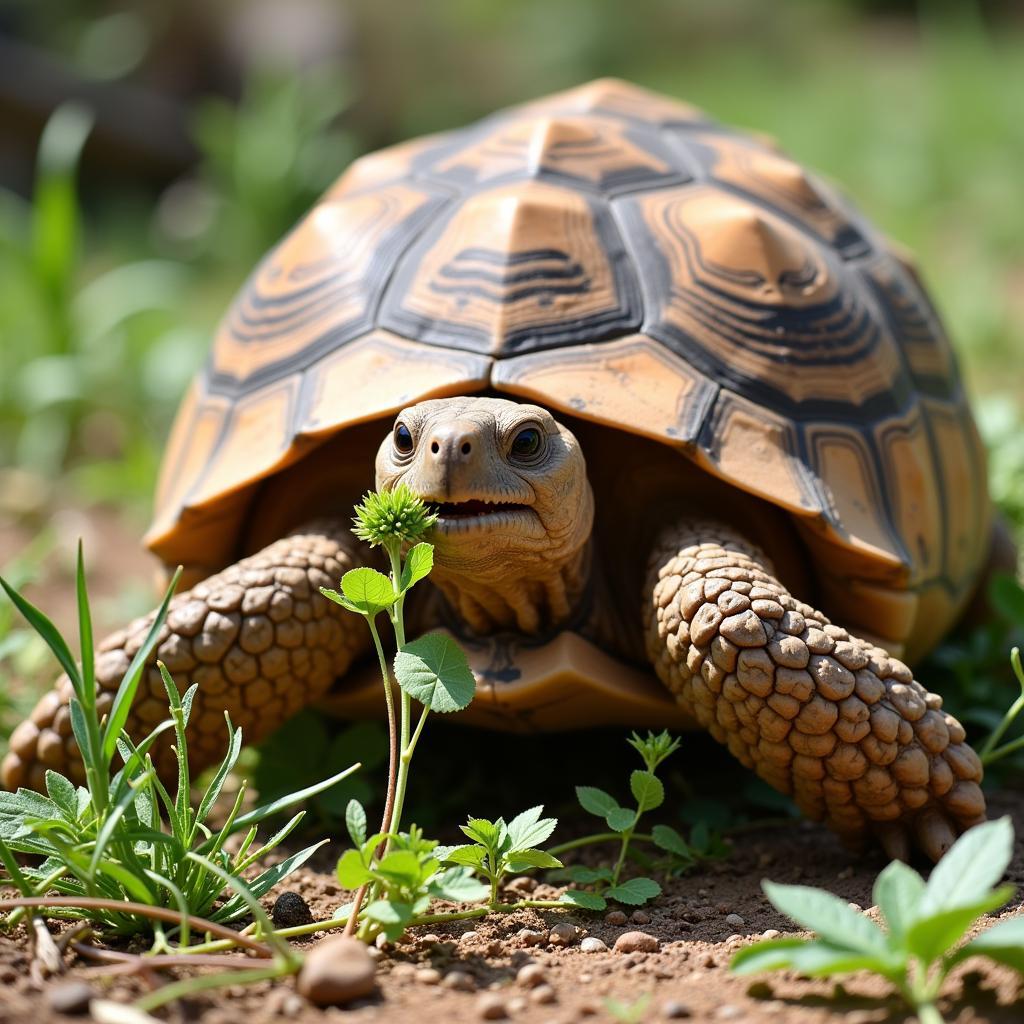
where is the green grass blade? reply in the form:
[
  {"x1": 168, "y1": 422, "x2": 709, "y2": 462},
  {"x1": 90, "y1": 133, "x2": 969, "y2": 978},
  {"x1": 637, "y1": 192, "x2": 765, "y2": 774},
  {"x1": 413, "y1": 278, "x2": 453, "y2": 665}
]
[
  {"x1": 0, "y1": 575, "x2": 82, "y2": 694},
  {"x1": 204, "y1": 761, "x2": 360, "y2": 844},
  {"x1": 75, "y1": 542, "x2": 95, "y2": 713},
  {"x1": 101, "y1": 568, "x2": 180, "y2": 760},
  {"x1": 195, "y1": 717, "x2": 242, "y2": 829},
  {"x1": 231, "y1": 812, "x2": 304, "y2": 875}
]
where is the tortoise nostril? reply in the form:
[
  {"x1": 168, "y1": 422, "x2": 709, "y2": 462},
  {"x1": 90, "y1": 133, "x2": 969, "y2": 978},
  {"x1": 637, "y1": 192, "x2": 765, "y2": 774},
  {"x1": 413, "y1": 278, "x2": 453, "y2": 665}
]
[
  {"x1": 461, "y1": 441, "x2": 472, "y2": 455},
  {"x1": 431, "y1": 441, "x2": 440, "y2": 454}
]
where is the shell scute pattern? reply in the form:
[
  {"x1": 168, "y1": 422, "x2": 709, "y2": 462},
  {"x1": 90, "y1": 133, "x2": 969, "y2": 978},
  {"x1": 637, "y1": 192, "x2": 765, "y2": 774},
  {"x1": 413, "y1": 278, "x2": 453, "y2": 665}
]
[{"x1": 149, "y1": 80, "x2": 988, "y2": 659}]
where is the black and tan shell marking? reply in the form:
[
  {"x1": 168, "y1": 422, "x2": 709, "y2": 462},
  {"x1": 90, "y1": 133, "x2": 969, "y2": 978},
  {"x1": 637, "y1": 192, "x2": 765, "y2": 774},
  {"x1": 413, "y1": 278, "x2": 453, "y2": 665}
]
[{"x1": 149, "y1": 80, "x2": 989, "y2": 660}]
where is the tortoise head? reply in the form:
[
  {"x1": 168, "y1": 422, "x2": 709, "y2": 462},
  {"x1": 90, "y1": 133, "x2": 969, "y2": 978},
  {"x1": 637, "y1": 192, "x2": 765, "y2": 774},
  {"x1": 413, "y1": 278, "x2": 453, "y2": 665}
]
[{"x1": 374, "y1": 396, "x2": 594, "y2": 591}]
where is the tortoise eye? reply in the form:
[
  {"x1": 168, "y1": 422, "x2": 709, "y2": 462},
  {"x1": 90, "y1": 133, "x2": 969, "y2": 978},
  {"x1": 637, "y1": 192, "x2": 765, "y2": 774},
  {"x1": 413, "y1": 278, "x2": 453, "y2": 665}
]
[
  {"x1": 393, "y1": 422, "x2": 414, "y2": 454},
  {"x1": 510, "y1": 426, "x2": 543, "y2": 460}
]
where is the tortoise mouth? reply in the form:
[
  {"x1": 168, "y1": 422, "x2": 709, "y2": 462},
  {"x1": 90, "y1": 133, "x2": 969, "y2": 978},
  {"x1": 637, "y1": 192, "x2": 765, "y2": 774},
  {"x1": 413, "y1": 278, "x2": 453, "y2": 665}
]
[{"x1": 427, "y1": 498, "x2": 535, "y2": 533}]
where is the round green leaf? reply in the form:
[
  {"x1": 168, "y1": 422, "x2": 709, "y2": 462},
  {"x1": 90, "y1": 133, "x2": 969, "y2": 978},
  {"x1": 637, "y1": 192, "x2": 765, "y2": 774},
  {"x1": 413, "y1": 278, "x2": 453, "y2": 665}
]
[
  {"x1": 341, "y1": 567, "x2": 397, "y2": 615},
  {"x1": 394, "y1": 632, "x2": 476, "y2": 713},
  {"x1": 606, "y1": 877, "x2": 662, "y2": 905},
  {"x1": 630, "y1": 770, "x2": 664, "y2": 812},
  {"x1": 605, "y1": 807, "x2": 635, "y2": 832}
]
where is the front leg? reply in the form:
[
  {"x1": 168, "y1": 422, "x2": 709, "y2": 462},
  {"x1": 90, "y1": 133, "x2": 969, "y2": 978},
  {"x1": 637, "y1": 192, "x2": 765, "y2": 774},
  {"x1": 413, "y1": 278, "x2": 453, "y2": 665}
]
[
  {"x1": 3, "y1": 519, "x2": 370, "y2": 790},
  {"x1": 643, "y1": 520, "x2": 985, "y2": 861}
]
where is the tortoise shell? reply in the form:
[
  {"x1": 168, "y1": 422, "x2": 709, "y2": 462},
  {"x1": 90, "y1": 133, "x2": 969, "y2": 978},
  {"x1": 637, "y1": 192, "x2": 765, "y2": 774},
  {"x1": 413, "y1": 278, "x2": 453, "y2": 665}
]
[{"x1": 147, "y1": 79, "x2": 989, "y2": 664}]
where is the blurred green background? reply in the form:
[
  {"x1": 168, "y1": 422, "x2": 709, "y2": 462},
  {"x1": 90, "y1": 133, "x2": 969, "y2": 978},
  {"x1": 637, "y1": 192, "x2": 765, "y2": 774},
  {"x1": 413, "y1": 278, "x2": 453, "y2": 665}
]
[{"x1": 0, "y1": 0, "x2": 1022, "y2": 767}]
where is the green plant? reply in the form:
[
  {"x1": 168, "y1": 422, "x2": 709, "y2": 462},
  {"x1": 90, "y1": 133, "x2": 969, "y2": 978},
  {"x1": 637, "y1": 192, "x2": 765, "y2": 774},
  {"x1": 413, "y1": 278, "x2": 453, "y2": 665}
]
[
  {"x1": 321, "y1": 485, "x2": 477, "y2": 932},
  {"x1": 438, "y1": 806, "x2": 562, "y2": 905},
  {"x1": 603, "y1": 993, "x2": 652, "y2": 1023},
  {"x1": 731, "y1": 817, "x2": 1023, "y2": 1024},
  {"x1": 547, "y1": 730, "x2": 714, "y2": 908},
  {"x1": 0, "y1": 548, "x2": 358, "y2": 941},
  {"x1": 979, "y1": 647, "x2": 1024, "y2": 766}
]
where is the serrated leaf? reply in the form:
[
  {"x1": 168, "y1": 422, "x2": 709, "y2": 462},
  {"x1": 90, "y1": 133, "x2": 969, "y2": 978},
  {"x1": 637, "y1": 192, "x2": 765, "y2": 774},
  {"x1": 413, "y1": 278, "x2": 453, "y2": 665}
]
[
  {"x1": 506, "y1": 805, "x2": 557, "y2": 852},
  {"x1": 731, "y1": 938, "x2": 899, "y2": 979},
  {"x1": 947, "y1": 915, "x2": 1024, "y2": 973},
  {"x1": 630, "y1": 770, "x2": 664, "y2": 812},
  {"x1": 606, "y1": 877, "x2": 662, "y2": 905},
  {"x1": 336, "y1": 848, "x2": 373, "y2": 889},
  {"x1": 576, "y1": 786, "x2": 619, "y2": 818},
  {"x1": 919, "y1": 817, "x2": 1014, "y2": 917},
  {"x1": 561, "y1": 889, "x2": 607, "y2": 911},
  {"x1": 906, "y1": 886, "x2": 1015, "y2": 964},
  {"x1": 346, "y1": 799, "x2": 367, "y2": 848},
  {"x1": 440, "y1": 844, "x2": 487, "y2": 868},
  {"x1": 506, "y1": 848, "x2": 562, "y2": 871},
  {"x1": 461, "y1": 818, "x2": 500, "y2": 847},
  {"x1": 605, "y1": 807, "x2": 635, "y2": 833},
  {"x1": 394, "y1": 632, "x2": 476, "y2": 713},
  {"x1": 340, "y1": 568, "x2": 397, "y2": 615},
  {"x1": 872, "y1": 860, "x2": 925, "y2": 941},
  {"x1": 763, "y1": 881, "x2": 888, "y2": 956},
  {"x1": 400, "y1": 543, "x2": 434, "y2": 592},
  {"x1": 652, "y1": 824, "x2": 690, "y2": 858},
  {"x1": 429, "y1": 867, "x2": 489, "y2": 903}
]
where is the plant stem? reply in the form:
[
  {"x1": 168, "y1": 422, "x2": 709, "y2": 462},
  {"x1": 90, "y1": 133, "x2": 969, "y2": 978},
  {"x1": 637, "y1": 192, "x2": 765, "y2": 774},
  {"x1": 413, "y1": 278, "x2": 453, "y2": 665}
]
[
  {"x1": 135, "y1": 963, "x2": 293, "y2": 1012},
  {"x1": 981, "y1": 650, "x2": 1024, "y2": 765},
  {"x1": 548, "y1": 832, "x2": 654, "y2": 857},
  {"x1": 913, "y1": 1002, "x2": 945, "y2": 1024}
]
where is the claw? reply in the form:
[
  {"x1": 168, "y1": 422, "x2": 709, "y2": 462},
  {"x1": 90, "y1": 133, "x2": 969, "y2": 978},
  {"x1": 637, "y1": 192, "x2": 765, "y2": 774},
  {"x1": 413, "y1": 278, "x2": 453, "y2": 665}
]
[
  {"x1": 875, "y1": 822, "x2": 910, "y2": 863},
  {"x1": 914, "y1": 808, "x2": 956, "y2": 862}
]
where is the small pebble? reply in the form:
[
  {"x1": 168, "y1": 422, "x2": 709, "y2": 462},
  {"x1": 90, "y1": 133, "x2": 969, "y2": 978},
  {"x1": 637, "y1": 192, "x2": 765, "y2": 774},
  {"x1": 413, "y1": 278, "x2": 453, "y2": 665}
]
[
  {"x1": 518, "y1": 928, "x2": 545, "y2": 946},
  {"x1": 762, "y1": 929, "x2": 780, "y2": 940},
  {"x1": 367, "y1": 946, "x2": 384, "y2": 961},
  {"x1": 416, "y1": 968, "x2": 441, "y2": 986},
  {"x1": 548, "y1": 922, "x2": 578, "y2": 946},
  {"x1": 724, "y1": 913, "x2": 745, "y2": 929},
  {"x1": 604, "y1": 910, "x2": 628, "y2": 926},
  {"x1": 630, "y1": 910, "x2": 651, "y2": 925},
  {"x1": 508, "y1": 996, "x2": 527, "y2": 1013},
  {"x1": 580, "y1": 937, "x2": 608, "y2": 953},
  {"x1": 461, "y1": 930, "x2": 481, "y2": 944},
  {"x1": 477, "y1": 993, "x2": 508, "y2": 1020},
  {"x1": 613, "y1": 931, "x2": 659, "y2": 954},
  {"x1": 297, "y1": 937, "x2": 376, "y2": 1007},
  {"x1": 271, "y1": 891, "x2": 314, "y2": 928},
  {"x1": 663, "y1": 1000, "x2": 692, "y2": 1019},
  {"x1": 47, "y1": 981, "x2": 94, "y2": 1016},
  {"x1": 279, "y1": 993, "x2": 306, "y2": 1018},
  {"x1": 420, "y1": 933, "x2": 440, "y2": 945},
  {"x1": 531, "y1": 984, "x2": 556, "y2": 1004},
  {"x1": 443, "y1": 970, "x2": 476, "y2": 992},
  {"x1": 516, "y1": 964, "x2": 547, "y2": 989},
  {"x1": 391, "y1": 963, "x2": 415, "y2": 981},
  {"x1": 716, "y1": 1006, "x2": 743, "y2": 1020}
]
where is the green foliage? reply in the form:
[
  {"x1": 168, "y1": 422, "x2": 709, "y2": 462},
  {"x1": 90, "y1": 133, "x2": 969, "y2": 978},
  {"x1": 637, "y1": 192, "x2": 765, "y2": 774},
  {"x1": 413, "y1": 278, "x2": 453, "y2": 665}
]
[
  {"x1": 336, "y1": 812, "x2": 487, "y2": 942},
  {"x1": 558, "y1": 731, "x2": 695, "y2": 909},
  {"x1": 351, "y1": 486, "x2": 439, "y2": 548},
  {"x1": 732, "y1": 818, "x2": 1019, "y2": 1024},
  {"x1": 394, "y1": 632, "x2": 476, "y2": 714},
  {"x1": 0, "y1": 552, "x2": 357, "y2": 939},
  {"x1": 603, "y1": 993, "x2": 652, "y2": 1024},
  {"x1": 437, "y1": 806, "x2": 561, "y2": 904}
]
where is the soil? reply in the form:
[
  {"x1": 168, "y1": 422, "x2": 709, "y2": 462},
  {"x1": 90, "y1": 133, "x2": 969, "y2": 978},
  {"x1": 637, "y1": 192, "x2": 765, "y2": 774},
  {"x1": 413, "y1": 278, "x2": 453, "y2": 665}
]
[
  {"x1": 0, "y1": 792, "x2": 1020, "y2": 1024},
  {"x1": 1, "y1": 507, "x2": 1023, "y2": 1023}
]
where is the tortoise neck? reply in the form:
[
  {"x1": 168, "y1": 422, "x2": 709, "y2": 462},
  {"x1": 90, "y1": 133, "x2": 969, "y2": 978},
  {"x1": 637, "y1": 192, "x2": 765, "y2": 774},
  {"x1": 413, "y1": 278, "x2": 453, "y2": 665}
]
[{"x1": 431, "y1": 542, "x2": 592, "y2": 637}]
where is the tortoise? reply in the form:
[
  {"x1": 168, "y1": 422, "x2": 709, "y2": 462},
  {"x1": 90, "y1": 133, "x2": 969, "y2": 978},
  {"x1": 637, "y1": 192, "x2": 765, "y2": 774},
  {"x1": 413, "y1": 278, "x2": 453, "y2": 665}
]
[{"x1": 5, "y1": 78, "x2": 1000, "y2": 861}]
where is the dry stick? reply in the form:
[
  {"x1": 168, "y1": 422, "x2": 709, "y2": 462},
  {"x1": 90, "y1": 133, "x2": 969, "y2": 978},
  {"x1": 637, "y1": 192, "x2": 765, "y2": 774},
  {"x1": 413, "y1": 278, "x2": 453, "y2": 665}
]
[
  {"x1": 0, "y1": 898, "x2": 272, "y2": 957},
  {"x1": 73, "y1": 942, "x2": 258, "y2": 971}
]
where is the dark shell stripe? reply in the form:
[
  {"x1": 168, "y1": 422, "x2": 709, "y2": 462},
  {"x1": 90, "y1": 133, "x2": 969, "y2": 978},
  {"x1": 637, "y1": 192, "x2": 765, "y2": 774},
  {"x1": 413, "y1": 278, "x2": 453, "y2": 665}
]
[{"x1": 148, "y1": 80, "x2": 988, "y2": 654}]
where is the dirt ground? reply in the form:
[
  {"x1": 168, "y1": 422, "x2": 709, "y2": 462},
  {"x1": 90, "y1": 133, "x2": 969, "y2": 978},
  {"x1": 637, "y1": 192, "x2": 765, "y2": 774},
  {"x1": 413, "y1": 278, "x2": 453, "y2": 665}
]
[{"x1": 0, "y1": 791, "x2": 1020, "y2": 1024}]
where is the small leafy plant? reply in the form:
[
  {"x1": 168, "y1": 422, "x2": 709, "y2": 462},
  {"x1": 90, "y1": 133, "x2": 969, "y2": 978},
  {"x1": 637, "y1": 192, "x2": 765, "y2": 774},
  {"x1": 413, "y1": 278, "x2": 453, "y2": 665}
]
[
  {"x1": 979, "y1": 646, "x2": 1024, "y2": 766},
  {"x1": 321, "y1": 485, "x2": 477, "y2": 930},
  {"x1": 438, "y1": 806, "x2": 562, "y2": 905},
  {"x1": 0, "y1": 548, "x2": 357, "y2": 942},
  {"x1": 732, "y1": 817, "x2": 1023, "y2": 1024},
  {"x1": 550, "y1": 730, "x2": 711, "y2": 908}
]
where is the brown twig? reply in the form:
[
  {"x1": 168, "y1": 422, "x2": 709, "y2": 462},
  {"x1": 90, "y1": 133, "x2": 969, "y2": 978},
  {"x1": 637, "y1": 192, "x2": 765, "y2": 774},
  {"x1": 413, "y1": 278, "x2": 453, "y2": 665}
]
[
  {"x1": 73, "y1": 942, "x2": 259, "y2": 971},
  {"x1": 0, "y1": 898, "x2": 272, "y2": 957}
]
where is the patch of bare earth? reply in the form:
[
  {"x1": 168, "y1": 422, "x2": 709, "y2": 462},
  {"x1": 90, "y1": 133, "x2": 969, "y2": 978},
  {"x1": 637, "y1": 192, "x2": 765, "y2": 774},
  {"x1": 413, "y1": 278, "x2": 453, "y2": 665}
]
[{"x1": 0, "y1": 793, "x2": 1019, "y2": 1023}]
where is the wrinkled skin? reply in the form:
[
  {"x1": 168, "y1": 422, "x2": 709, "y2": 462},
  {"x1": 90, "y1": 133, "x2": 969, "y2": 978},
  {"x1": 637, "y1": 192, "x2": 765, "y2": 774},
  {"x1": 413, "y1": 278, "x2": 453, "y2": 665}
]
[{"x1": 3, "y1": 398, "x2": 985, "y2": 860}]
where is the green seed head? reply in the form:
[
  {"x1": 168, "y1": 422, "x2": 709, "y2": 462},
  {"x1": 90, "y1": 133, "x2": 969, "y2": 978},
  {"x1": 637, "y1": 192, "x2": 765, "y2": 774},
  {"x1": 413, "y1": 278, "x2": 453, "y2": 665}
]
[{"x1": 352, "y1": 484, "x2": 438, "y2": 548}]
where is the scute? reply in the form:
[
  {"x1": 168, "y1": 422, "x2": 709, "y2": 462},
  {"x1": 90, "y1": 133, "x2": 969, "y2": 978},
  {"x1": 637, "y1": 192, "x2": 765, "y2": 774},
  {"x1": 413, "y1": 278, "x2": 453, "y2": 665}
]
[{"x1": 150, "y1": 79, "x2": 990, "y2": 659}]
